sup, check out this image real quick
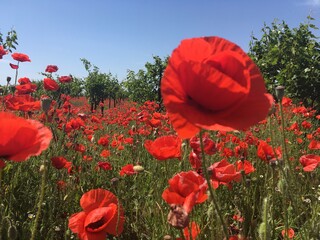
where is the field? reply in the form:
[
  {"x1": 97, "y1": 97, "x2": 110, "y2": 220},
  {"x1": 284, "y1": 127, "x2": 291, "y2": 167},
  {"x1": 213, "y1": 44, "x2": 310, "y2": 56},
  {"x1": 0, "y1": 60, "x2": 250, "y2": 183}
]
[{"x1": 0, "y1": 94, "x2": 320, "y2": 240}]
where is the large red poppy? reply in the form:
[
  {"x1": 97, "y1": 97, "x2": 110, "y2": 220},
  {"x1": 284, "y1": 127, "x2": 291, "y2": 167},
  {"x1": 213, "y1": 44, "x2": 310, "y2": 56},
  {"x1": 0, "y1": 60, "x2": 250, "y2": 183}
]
[
  {"x1": 162, "y1": 171, "x2": 207, "y2": 213},
  {"x1": 209, "y1": 159, "x2": 242, "y2": 189},
  {"x1": 0, "y1": 112, "x2": 52, "y2": 161},
  {"x1": 45, "y1": 65, "x2": 58, "y2": 73},
  {"x1": 59, "y1": 75, "x2": 73, "y2": 83},
  {"x1": 5, "y1": 95, "x2": 41, "y2": 112},
  {"x1": 299, "y1": 154, "x2": 320, "y2": 172},
  {"x1": 43, "y1": 78, "x2": 59, "y2": 91},
  {"x1": 18, "y1": 77, "x2": 31, "y2": 85},
  {"x1": 144, "y1": 135, "x2": 181, "y2": 160},
  {"x1": 15, "y1": 83, "x2": 37, "y2": 94},
  {"x1": 11, "y1": 52, "x2": 31, "y2": 62},
  {"x1": 0, "y1": 45, "x2": 7, "y2": 59},
  {"x1": 68, "y1": 189, "x2": 125, "y2": 240},
  {"x1": 161, "y1": 37, "x2": 273, "y2": 139}
]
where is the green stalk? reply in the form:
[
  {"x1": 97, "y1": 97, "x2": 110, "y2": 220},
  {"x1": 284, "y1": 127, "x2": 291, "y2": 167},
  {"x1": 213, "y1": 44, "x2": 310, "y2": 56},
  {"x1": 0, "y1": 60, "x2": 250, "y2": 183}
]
[
  {"x1": 278, "y1": 102, "x2": 290, "y2": 240},
  {"x1": 30, "y1": 160, "x2": 48, "y2": 240},
  {"x1": 199, "y1": 130, "x2": 229, "y2": 239}
]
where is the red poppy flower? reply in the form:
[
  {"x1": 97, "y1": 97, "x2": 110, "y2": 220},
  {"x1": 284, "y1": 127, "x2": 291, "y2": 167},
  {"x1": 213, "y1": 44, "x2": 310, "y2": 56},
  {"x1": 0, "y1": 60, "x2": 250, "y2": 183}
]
[
  {"x1": 161, "y1": 37, "x2": 273, "y2": 139},
  {"x1": 257, "y1": 140, "x2": 281, "y2": 162},
  {"x1": 190, "y1": 134, "x2": 217, "y2": 155},
  {"x1": 209, "y1": 159, "x2": 242, "y2": 189},
  {"x1": 15, "y1": 83, "x2": 37, "y2": 94},
  {"x1": 189, "y1": 151, "x2": 202, "y2": 170},
  {"x1": 65, "y1": 117, "x2": 85, "y2": 133},
  {"x1": 282, "y1": 97, "x2": 292, "y2": 107},
  {"x1": 281, "y1": 228, "x2": 295, "y2": 239},
  {"x1": 98, "y1": 136, "x2": 109, "y2": 147},
  {"x1": 68, "y1": 189, "x2": 125, "y2": 240},
  {"x1": 97, "y1": 161, "x2": 112, "y2": 171},
  {"x1": 299, "y1": 154, "x2": 320, "y2": 172},
  {"x1": 100, "y1": 150, "x2": 111, "y2": 158},
  {"x1": 176, "y1": 222, "x2": 200, "y2": 240},
  {"x1": 309, "y1": 139, "x2": 320, "y2": 150},
  {"x1": 45, "y1": 65, "x2": 58, "y2": 73},
  {"x1": 9, "y1": 63, "x2": 19, "y2": 69},
  {"x1": 59, "y1": 75, "x2": 73, "y2": 83},
  {"x1": 162, "y1": 171, "x2": 207, "y2": 213},
  {"x1": 18, "y1": 77, "x2": 31, "y2": 85},
  {"x1": 144, "y1": 135, "x2": 181, "y2": 161},
  {"x1": 0, "y1": 112, "x2": 52, "y2": 161},
  {"x1": 0, "y1": 45, "x2": 7, "y2": 59},
  {"x1": 11, "y1": 52, "x2": 31, "y2": 62},
  {"x1": 119, "y1": 164, "x2": 137, "y2": 176},
  {"x1": 236, "y1": 160, "x2": 255, "y2": 174},
  {"x1": 43, "y1": 78, "x2": 59, "y2": 91},
  {"x1": 51, "y1": 156, "x2": 70, "y2": 170},
  {"x1": 5, "y1": 95, "x2": 41, "y2": 112}
]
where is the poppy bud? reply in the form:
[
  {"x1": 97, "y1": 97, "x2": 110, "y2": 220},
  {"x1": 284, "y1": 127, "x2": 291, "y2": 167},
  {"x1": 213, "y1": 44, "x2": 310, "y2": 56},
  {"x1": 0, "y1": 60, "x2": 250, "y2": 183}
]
[
  {"x1": 7, "y1": 224, "x2": 18, "y2": 240},
  {"x1": 111, "y1": 177, "x2": 119, "y2": 186},
  {"x1": 7, "y1": 76, "x2": 11, "y2": 83},
  {"x1": 133, "y1": 165, "x2": 144, "y2": 173},
  {"x1": 275, "y1": 85, "x2": 285, "y2": 102},
  {"x1": 167, "y1": 204, "x2": 189, "y2": 229},
  {"x1": 39, "y1": 164, "x2": 46, "y2": 172}
]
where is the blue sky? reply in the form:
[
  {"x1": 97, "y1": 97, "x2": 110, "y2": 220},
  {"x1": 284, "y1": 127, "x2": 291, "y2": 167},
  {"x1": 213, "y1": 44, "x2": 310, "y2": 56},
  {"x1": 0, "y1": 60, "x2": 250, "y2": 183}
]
[{"x1": 0, "y1": 0, "x2": 319, "y2": 85}]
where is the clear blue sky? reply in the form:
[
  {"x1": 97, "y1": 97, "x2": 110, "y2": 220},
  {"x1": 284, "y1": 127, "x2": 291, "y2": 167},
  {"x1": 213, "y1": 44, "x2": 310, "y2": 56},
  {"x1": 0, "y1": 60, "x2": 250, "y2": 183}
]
[{"x1": 0, "y1": 0, "x2": 319, "y2": 85}]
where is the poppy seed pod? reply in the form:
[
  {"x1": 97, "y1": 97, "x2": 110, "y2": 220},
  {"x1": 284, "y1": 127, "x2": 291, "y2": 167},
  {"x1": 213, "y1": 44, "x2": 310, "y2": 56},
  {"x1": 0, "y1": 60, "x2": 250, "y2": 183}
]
[
  {"x1": 7, "y1": 76, "x2": 11, "y2": 83},
  {"x1": 41, "y1": 98, "x2": 52, "y2": 113},
  {"x1": 275, "y1": 85, "x2": 285, "y2": 102}
]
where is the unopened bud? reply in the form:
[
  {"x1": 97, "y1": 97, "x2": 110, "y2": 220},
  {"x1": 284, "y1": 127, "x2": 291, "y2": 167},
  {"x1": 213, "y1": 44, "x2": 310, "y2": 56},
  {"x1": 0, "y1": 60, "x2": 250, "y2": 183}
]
[
  {"x1": 111, "y1": 177, "x2": 119, "y2": 186},
  {"x1": 7, "y1": 225, "x2": 18, "y2": 240},
  {"x1": 133, "y1": 165, "x2": 144, "y2": 173},
  {"x1": 39, "y1": 164, "x2": 46, "y2": 172},
  {"x1": 6, "y1": 76, "x2": 11, "y2": 83}
]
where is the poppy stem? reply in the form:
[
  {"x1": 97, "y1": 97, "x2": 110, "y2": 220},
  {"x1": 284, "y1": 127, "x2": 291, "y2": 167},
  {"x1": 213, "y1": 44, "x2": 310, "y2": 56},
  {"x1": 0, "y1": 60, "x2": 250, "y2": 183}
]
[
  {"x1": 199, "y1": 130, "x2": 229, "y2": 239},
  {"x1": 13, "y1": 62, "x2": 19, "y2": 87},
  {"x1": 278, "y1": 103, "x2": 290, "y2": 239},
  {"x1": 30, "y1": 160, "x2": 48, "y2": 240}
]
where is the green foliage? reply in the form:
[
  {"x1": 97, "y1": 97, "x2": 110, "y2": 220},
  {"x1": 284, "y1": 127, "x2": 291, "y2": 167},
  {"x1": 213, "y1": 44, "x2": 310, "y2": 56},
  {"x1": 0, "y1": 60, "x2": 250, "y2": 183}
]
[
  {"x1": 122, "y1": 56, "x2": 168, "y2": 104},
  {"x1": 0, "y1": 29, "x2": 18, "y2": 52},
  {"x1": 81, "y1": 58, "x2": 121, "y2": 109},
  {"x1": 60, "y1": 76, "x2": 85, "y2": 97},
  {"x1": 249, "y1": 16, "x2": 320, "y2": 110}
]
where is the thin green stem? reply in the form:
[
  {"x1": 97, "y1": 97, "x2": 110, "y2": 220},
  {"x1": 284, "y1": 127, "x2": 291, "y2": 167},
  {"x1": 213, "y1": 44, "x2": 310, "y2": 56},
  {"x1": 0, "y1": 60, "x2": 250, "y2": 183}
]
[
  {"x1": 30, "y1": 160, "x2": 48, "y2": 240},
  {"x1": 278, "y1": 103, "x2": 290, "y2": 240},
  {"x1": 13, "y1": 62, "x2": 19, "y2": 87},
  {"x1": 199, "y1": 130, "x2": 229, "y2": 239}
]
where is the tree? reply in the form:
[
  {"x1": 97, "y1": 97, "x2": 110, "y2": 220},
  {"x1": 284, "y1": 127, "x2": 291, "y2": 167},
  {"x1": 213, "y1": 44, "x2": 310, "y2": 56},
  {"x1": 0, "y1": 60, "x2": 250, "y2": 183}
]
[
  {"x1": 248, "y1": 16, "x2": 320, "y2": 110},
  {"x1": 122, "y1": 55, "x2": 168, "y2": 104},
  {"x1": 0, "y1": 29, "x2": 18, "y2": 52},
  {"x1": 81, "y1": 58, "x2": 120, "y2": 111}
]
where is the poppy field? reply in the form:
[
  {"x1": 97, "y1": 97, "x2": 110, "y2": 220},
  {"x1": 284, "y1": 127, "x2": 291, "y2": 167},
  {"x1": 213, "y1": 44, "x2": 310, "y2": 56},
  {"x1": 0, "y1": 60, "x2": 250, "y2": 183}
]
[{"x1": 0, "y1": 37, "x2": 320, "y2": 240}]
